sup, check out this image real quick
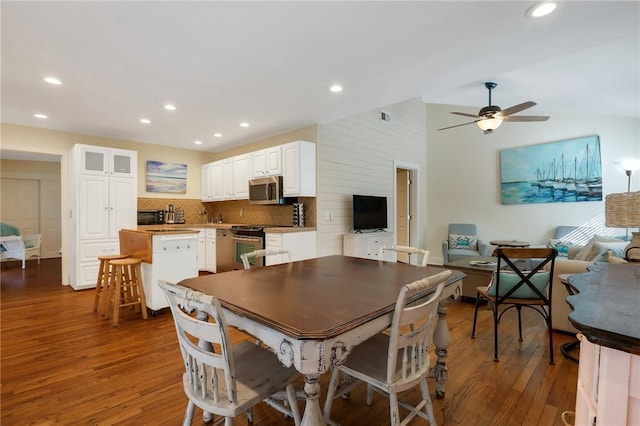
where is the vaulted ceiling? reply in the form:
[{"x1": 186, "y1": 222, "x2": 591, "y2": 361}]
[{"x1": 2, "y1": 1, "x2": 638, "y2": 153}]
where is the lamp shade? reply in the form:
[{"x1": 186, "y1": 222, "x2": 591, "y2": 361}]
[{"x1": 605, "y1": 191, "x2": 640, "y2": 227}]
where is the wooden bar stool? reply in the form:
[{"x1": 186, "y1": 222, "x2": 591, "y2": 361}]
[
  {"x1": 94, "y1": 254, "x2": 129, "y2": 315},
  {"x1": 105, "y1": 257, "x2": 148, "y2": 326}
]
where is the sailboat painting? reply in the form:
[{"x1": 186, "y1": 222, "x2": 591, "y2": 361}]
[{"x1": 500, "y1": 135, "x2": 602, "y2": 205}]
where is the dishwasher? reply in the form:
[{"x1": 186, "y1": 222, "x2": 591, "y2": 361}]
[{"x1": 216, "y1": 229, "x2": 233, "y2": 272}]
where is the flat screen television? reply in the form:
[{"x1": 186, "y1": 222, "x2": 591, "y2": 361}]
[{"x1": 353, "y1": 194, "x2": 388, "y2": 231}]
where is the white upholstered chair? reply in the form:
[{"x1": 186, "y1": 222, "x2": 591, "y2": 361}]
[
  {"x1": 159, "y1": 280, "x2": 301, "y2": 426},
  {"x1": 241, "y1": 248, "x2": 291, "y2": 269},
  {"x1": 0, "y1": 234, "x2": 42, "y2": 269},
  {"x1": 323, "y1": 269, "x2": 451, "y2": 426},
  {"x1": 379, "y1": 245, "x2": 430, "y2": 267}
]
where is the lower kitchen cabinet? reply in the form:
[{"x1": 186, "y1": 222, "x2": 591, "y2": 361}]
[
  {"x1": 196, "y1": 228, "x2": 217, "y2": 273},
  {"x1": 265, "y1": 230, "x2": 317, "y2": 266}
]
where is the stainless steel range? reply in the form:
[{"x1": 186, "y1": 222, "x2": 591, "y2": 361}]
[{"x1": 229, "y1": 225, "x2": 268, "y2": 270}]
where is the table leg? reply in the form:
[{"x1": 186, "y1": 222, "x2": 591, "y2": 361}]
[
  {"x1": 301, "y1": 374, "x2": 326, "y2": 426},
  {"x1": 430, "y1": 298, "x2": 452, "y2": 399}
]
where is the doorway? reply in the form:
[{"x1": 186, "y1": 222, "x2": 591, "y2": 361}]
[{"x1": 394, "y1": 162, "x2": 418, "y2": 264}]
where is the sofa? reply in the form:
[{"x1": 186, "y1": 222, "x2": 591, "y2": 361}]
[{"x1": 540, "y1": 228, "x2": 630, "y2": 333}]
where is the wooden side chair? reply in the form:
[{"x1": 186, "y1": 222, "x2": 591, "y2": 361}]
[
  {"x1": 241, "y1": 248, "x2": 291, "y2": 269},
  {"x1": 379, "y1": 245, "x2": 430, "y2": 267},
  {"x1": 471, "y1": 247, "x2": 557, "y2": 364},
  {"x1": 159, "y1": 280, "x2": 301, "y2": 426},
  {"x1": 323, "y1": 269, "x2": 452, "y2": 426}
]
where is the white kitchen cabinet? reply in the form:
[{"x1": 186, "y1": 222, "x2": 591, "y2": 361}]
[
  {"x1": 210, "y1": 160, "x2": 224, "y2": 200},
  {"x1": 77, "y1": 145, "x2": 136, "y2": 178},
  {"x1": 265, "y1": 230, "x2": 317, "y2": 266},
  {"x1": 201, "y1": 163, "x2": 214, "y2": 201},
  {"x1": 343, "y1": 232, "x2": 394, "y2": 261},
  {"x1": 252, "y1": 146, "x2": 282, "y2": 177},
  {"x1": 204, "y1": 229, "x2": 216, "y2": 272},
  {"x1": 195, "y1": 229, "x2": 205, "y2": 270},
  {"x1": 282, "y1": 140, "x2": 316, "y2": 197},
  {"x1": 141, "y1": 233, "x2": 199, "y2": 312},
  {"x1": 232, "y1": 154, "x2": 251, "y2": 199},
  {"x1": 69, "y1": 144, "x2": 137, "y2": 290},
  {"x1": 222, "y1": 158, "x2": 234, "y2": 199}
]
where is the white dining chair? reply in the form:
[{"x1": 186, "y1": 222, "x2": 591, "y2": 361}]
[
  {"x1": 323, "y1": 269, "x2": 451, "y2": 426},
  {"x1": 241, "y1": 248, "x2": 291, "y2": 269},
  {"x1": 159, "y1": 280, "x2": 301, "y2": 426},
  {"x1": 379, "y1": 245, "x2": 430, "y2": 267}
]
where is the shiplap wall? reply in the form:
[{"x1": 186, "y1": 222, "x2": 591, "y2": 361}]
[{"x1": 316, "y1": 98, "x2": 427, "y2": 257}]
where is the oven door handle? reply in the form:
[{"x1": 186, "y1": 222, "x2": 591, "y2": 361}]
[{"x1": 232, "y1": 236, "x2": 263, "y2": 243}]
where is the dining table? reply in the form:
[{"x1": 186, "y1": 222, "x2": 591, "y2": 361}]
[{"x1": 178, "y1": 254, "x2": 465, "y2": 426}]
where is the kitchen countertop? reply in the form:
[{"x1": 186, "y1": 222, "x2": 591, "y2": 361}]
[{"x1": 137, "y1": 224, "x2": 316, "y2": 233}]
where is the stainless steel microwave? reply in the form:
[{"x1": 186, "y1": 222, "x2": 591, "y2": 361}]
[{"x1": 248, "y1": 176, "x2": 286, "y2": 205}]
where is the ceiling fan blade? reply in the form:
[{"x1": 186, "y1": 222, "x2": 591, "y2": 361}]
[
  {"x1": 451, "y1": 111, "x2": 480, "y2": 118},
  {"x1": 503, "y1": 115, "x2": 550, "y2": 122},
  {"x1": 500, "y1": 101, "x2": 536, "y2": 117},
  {"x1": 437, "y1": 120, "x2": 480, "y2": 131}
]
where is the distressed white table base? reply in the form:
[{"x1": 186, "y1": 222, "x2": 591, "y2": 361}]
[{"x1": 222, "y1": 281, "x2": 461, "y2": 426}]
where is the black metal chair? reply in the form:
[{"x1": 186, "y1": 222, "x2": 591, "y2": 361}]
[{"x1": 471, "y1": 247, "x2": 557, "y2": 364}]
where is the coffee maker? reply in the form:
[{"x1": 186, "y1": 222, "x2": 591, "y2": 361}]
[{"x1": 165, "y1": 204, "x2": 176, "y2": 224}]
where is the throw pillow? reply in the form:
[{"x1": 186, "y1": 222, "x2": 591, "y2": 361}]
[
  {"x1": 449, "y1": 233, "x2": 478, "y2": 250},
  {"x1": 588, "y1": 241, "x2": 628, "y2": 262},
  {"x1": 487, "y1": 270, "x2": 551, "y2": 298},
  {"x1": 608, "y1": 251, "x2": 628, "y2": 264},
  {"x1": 574, "y1": 235, "x2": 624, "y2": 261},
  {"x1": 547, "y1": 239, "x2": 574, "y2": 257}
]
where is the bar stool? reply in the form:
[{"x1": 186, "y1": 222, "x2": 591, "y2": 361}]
[
  {"x1": 105, "y1": 257, "x2": 148, "y2": 326},
  {"x1": 94, "y1": 254, "x2": 129, "y2": 315}
]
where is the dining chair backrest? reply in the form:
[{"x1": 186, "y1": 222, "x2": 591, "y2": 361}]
[
  {"x1": 241, "y1": 248, "x2": 291, "y2": 269},
  {"x1": 159, "y1": 280, "x2": 236, "y2": 405},
  {"x1": 378, "y1": 245, "x2": 430, "y2": 267},
  {"x1": 386, "y1": 269, "x2": 450, "y2": 384}
]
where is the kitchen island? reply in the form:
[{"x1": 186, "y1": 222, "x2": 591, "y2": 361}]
[{"x1": 119, "y1": 228, "x2": 199, "y2": 313}]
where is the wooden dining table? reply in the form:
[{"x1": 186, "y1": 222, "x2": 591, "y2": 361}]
[{"x1": 179, "y1": 255, "x2": 465, "y2": 426}]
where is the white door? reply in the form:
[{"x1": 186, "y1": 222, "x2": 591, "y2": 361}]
[
  {"x1": 109, "y1": 177, "x2": 137, "y2": 237},
  {"x1": 78, "y1": 175, "x2": 110, "y2": 239},
  {"x1": 40, "y1": 179, "x2": 62, "y2": 258},
  {"x1": 1, "y1": 178, "x2": 40, "y2": 235}
]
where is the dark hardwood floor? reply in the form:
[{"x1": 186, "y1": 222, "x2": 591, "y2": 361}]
[{"x1": 1, "y1": 258, "x2": 578, "y2": 425}]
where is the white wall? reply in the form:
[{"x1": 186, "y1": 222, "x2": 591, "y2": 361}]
[
  {"x1": 316, "y1": 98, "x2": 427, "y2": 256},
  {"x1": 426, "y1": 103, "x2": 640, "y2": 264}
]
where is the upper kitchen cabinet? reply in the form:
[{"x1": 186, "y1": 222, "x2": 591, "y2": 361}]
[
  {"x1": 201, "y1": 163, "x2": 214, "y2": 202},
  {"x1": 282, "y1": 140, "x2": 316, "y2": 197},
  {"x1": 252, "y1": 146, "x2": 282, "y2": 177},
  {"x1": 232, "y1": 154, "x2": 251, "y2": 199},
  {"x1": 69, "y1": 144, "x2": 137, "y2": 290},
  {"x1": 77, "y1": 145, "x2": 136, "y2": 178}
]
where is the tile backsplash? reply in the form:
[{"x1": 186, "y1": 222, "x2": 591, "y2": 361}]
[{"x1": 137, "y1": 197, "x2": 316, "y2": 227}]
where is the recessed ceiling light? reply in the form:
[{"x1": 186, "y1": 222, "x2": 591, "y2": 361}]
[
  {"x1": 194, "y1": 140, "x2": 203, "y2": 145},
  {"x1": 213, "y1": 133, "x2": 223, "y2": 138},
  {"x1": 34, "y1": 113, "x2": 48, "y2": 119},
  {"x1": 164, "y1": 104, "x2": 177, "y2": 111},
  {"x1": 139, "y1": 118, "x2": 151, "y2": 124},
  {"x1": 44, "y1": 77, "x2": 62, "y2": 85},
  {"x1": 526, "y1": 1, "x2": 557, "y2": 18},
  {"x1": 240, "y1": 122, "x2": 249, "y2": 128},
  {"x1": 329, "y1": 84, "x2": 343, "y2": 93}
]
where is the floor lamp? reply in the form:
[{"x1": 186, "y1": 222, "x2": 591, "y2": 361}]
[{"x1": 605, "y1": 191, "x2": 640, "y2": 262}]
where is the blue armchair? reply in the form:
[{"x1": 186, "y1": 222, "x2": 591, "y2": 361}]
[{"x1": 442, "y1": 223, "x2": 487, "y2": 264}]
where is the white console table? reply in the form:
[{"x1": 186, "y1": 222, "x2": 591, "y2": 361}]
[{"x1": 343, "y1": 231, "x2": 393, "y2": 261}]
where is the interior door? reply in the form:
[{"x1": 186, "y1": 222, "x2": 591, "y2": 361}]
[
  {"x1": 1, "y1": 178, "x2": 40, "y2": 235},
  {"x1": 396, "y1": 169, "x2": 410, "y2": 263}
]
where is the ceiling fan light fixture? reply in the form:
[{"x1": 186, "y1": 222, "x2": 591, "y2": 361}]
[
  {"x1": 526, "y1": 1, "x2": 557, "y2": 18},
  {"x1": 477, "y1": 117, "x2": 503, "y2": 132}
]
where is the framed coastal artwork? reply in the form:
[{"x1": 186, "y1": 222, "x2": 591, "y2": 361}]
[
  {"x1": 500, "y1": 135, "x2": 602, "y2": 205},
  {"x1": 146, "y1": 161, "x2": 187, "y2": 194}
]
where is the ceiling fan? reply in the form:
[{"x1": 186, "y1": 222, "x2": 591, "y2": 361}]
[{"x1": 438, "y1": 82, "x2": 550, "y2": 134}]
